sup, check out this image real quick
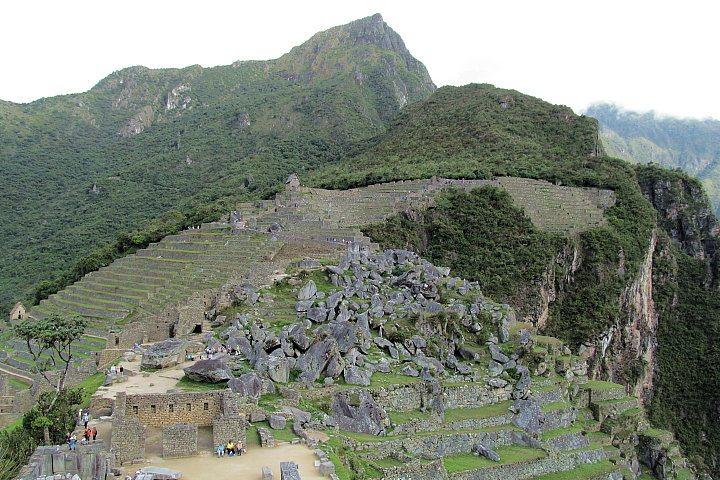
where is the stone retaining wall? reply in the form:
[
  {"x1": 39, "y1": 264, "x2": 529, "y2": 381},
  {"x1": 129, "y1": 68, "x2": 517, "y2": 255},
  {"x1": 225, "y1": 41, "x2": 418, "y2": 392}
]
[
  {"x1": 382, "y1": 459, "x2": 449, "y2": 480},
  {"x1": 453, "y1": 447, "x2": 608, "y2": 480},
  {"x1": 162, "y1": 423, "x2": 198, "y2": 457},
  {"x1": 350, "y1": 429, "x2": 517, "y2": 460}
]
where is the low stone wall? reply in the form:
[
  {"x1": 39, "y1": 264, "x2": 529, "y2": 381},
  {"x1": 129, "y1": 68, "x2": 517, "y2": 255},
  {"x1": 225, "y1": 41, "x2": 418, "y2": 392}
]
[
  {"x1": 454, "y1": 447, "x2": 609, "y2": 480},
  {"x1": 375, "y1": 383, "x2": 510, "y2": 413},
  {"x1": 540, "y1": 408, "x2": 577, "y2": 432},
  {"x1": 545, "y1": 431, "x2": 589, "y2": 451},
  {"x1": 162, "y1": 423, "x2": 198, "y2": 457},
  {"x1": 443, "y1": 384, "x2": 511, "y2": 409},
  {"x1": 17, "y1": 442, "x2": 113, "y2": 480},
  {"x1": 381, "y1": 459, "x2": 449, "y2": 480},
  {"x1": 213, "y1": 416, "x2": 248, "y2": 447},
  {"x1": 350, "y1": 429, "x2": 517, "y2": 460}
]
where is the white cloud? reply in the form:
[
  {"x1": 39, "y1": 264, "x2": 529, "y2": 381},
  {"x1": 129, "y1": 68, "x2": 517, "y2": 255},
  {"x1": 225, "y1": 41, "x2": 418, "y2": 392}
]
[{"x1": 1, "y1": 0, "x2": 718, "y2": 119}]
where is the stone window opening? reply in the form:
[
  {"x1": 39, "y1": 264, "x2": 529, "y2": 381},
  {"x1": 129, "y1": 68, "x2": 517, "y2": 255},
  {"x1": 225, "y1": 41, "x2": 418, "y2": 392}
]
[
  {"x1": 132, "y1": 406, "x2": 138, "y2": 414},
  {"x1": 169, "y1": 404, "x2": 174, "y2": 413},
  {"x1": 151, "y1": 405, "x2": 156, "y2": 414},
  {"x1": 203, "y1": 402, "x2": 209, "y2": 411},
  {"x1": 192, "y1": 324, "x2": 202, "y2": 334},
  {"x1": 115, "y1": 337, "x2": 120, "y2": 346},
  {"x1": 186, "y1": 403, "x2": 191, "y2": 411}
]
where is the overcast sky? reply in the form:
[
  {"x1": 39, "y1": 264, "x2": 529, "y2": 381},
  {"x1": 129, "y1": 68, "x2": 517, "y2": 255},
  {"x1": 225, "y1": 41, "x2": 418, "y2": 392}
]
[{"x1": 2, "y1": 0, "x2": 718, "y2": 119}]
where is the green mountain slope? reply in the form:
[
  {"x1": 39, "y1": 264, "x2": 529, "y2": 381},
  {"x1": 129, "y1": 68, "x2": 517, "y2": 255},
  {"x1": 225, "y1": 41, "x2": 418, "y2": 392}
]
[
  {"x1": 0, "y1": 14, "x2": 435, "y2": 312},
  {"x1": 587, "y1": 103, "x2": 720, "y2": 214}
]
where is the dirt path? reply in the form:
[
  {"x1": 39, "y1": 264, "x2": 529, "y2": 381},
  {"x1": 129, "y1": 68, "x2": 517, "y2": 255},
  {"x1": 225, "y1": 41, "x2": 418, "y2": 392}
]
[{"x1": 123, "y1": 443, "x2": 328, "y2": 479}]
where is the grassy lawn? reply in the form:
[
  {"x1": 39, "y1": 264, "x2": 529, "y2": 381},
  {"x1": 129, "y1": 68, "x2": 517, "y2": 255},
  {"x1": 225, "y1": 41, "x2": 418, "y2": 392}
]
[
  {"x1": 443, "y1": 446, "x2": 545, "y2": 473},
  {"x1": 252, "y1": 420, "x2": 297, "y2": 442},
  {"x1": 8, "y1": 377, "x2": 31, "y2": 390},
  {"x1": 76, "y1": 372, "x2": 106, "y2": 407},
  {"x1": 531, "y1": 459, "x2": 617, "y2": 479},
  {"x1": 388, "y1": 409, "x2": 430, "y2": 425},
  {"x1": 541, "y1": 401, "x2": 571, "y2": 412},
  {"x1": 444, "y1": 400, "x2": 512, "y2": 423}
]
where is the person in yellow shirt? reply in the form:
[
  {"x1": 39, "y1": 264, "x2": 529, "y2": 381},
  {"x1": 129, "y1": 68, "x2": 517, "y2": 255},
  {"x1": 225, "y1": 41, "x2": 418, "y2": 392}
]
[{"x1": 226, "y1": 441, "x2": 235, "y2": 456}]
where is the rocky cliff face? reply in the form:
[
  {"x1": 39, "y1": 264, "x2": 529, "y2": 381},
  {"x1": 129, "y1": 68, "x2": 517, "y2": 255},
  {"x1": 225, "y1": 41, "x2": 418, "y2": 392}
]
[{"x1": 637, "y1": 164, "x2": 720, "y2": 285}]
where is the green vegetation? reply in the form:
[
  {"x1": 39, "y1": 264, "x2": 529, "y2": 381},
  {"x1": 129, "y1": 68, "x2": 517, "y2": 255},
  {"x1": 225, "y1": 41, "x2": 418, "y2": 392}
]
[
  {"x1": 651, "y1": 236, "x2": 720, "y2": 474},
  {"x1": 364, "y1": 187, "x2": 563, "y2": 302},
  {"x1": 13, "y1": 314, "x2": 87, "y2": 444},
  {"x1": 531, "y1": 459, "x2": 618, "y2": 480},
  {"x1": 588, "y1": 102, "x2": 720, "y2": 215},
  {"x1": 444, "y1": 401, "x2": 512, "y2": 423},
  {"x1": 443, "y1": 446, "x2": 546, "y2": 473}
]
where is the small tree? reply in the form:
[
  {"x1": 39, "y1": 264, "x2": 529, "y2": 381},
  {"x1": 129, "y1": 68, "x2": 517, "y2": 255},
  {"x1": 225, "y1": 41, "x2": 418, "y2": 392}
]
[{"x1": 14, "y1": 314, "x2": 87, "y2": 444}]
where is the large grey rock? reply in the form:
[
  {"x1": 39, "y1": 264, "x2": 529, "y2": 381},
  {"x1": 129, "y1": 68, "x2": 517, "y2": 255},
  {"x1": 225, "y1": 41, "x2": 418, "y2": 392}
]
[
  {"x1": 268, "y1": 414, "x2": 287, "y2": 430},
  {"x1": 266, "y1": 355, "x2": 290, "y2": 383},
  {"x1": 229, "y1": 372, "x2": 263, "y2": 399},
  {"x1": 307, "y1": 306, "x2": 329, "y2": 323},
  {"x1": 298, "y1": 280, "x2": 317, "y2": 300},
  {"x1": 141, "y1": 339, "x2": 186, "y2": 369},
  {"x1": 183, "y1": 357, "x2": 232, "y2": 383},
  {"x1": 513, "y1": 398, "x2": 543, "y2": 434},
  {"x1": 401, "y1": 365, "x2": 419, "y2": 377},
  {"x1": 473, "y1": 443, "x2": 500, "y2": 462},
  {"x1": 288, "y1": 324, "x2": 310, "y2": 351},
  {"x1": 488, "y1": 360, "x2": 504, "y2": 377},
  {"x1": 325, "y1": 291, "x2": 343, "y2": 311},
  {"x1": 489, "y1": 344, "x2": 510, "y2": 364},
  {"x1": 343, "y1": 365, "x2": 371, "y2": 386},
  {"x1": 331, "y1": 390, "x2": 388, "y2": 435},
  {"x1": 295, "y1": 337, "x2": 339, "y2": 383}
]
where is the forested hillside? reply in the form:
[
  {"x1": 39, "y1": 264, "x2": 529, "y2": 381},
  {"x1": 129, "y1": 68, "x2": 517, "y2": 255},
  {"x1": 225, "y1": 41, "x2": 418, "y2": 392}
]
[
  {"x1": 588, "y1": 103, "x2": 720, "y2": 214},
  {"x1": 0, "y1": 13, "x2": 435, "y2": 312}
]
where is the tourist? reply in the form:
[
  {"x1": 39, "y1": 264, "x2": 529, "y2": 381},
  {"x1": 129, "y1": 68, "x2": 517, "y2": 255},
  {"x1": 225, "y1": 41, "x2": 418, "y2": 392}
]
[
  {"x1": 226, "y1": 440, "x2": 235, "y2": 456},
  {"x1": 110, "y1": 365, "x2": 116, "y2": 375},
  {"x1": 215, "y1": 444, "x2": 224, "y2": 457},
  {"x1": 82, "y1": 412, "x2": 89, "y2": 429},
  {"x1": 119, "y1": 365, "x2": 124, "y2": 376},
  {"x1": 91, "y1": 426, "x2": 98, "y2": 441},
  {"x1": 69, "y1": 434, "x2": 77, "y2": 451}
]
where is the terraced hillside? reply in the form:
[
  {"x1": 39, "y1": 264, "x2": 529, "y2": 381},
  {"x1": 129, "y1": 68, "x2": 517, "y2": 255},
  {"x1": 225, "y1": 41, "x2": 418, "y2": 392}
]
[
  {"x1": 236, "y1": 176, "x2": 615, "y2": 241},
  {"x1": 1, "y1": 227, "x2": 282, "y2": 377}
]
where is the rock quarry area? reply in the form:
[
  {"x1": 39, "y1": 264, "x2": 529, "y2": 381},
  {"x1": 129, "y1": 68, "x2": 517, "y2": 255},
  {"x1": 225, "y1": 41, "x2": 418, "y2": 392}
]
[{"x1": 122, "y1": 247, "x2": 698, "y2": 480}]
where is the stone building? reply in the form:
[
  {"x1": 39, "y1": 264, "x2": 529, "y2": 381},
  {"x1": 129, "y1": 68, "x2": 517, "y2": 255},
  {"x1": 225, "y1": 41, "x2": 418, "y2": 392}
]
[
  {"x1": 9, "y1": 302, "x2": 26, "y2": 321},
  {"x1": 111, "y1": 390, "x2": 248, "y2": 463}
]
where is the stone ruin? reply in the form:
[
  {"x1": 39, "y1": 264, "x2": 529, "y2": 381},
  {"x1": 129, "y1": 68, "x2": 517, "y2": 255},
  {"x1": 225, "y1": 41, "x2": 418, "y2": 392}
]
[
  {"x1": 280, "y1": 461, "x2": 301, "y2": 480},
  {"x1": 16, "y1": 442, "x2": 114, "y2": 480}
]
